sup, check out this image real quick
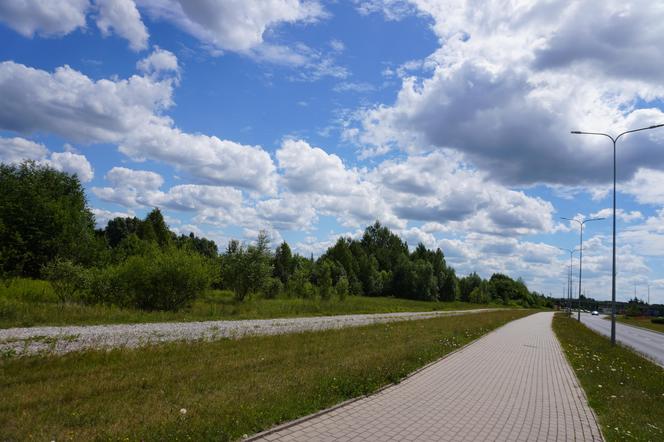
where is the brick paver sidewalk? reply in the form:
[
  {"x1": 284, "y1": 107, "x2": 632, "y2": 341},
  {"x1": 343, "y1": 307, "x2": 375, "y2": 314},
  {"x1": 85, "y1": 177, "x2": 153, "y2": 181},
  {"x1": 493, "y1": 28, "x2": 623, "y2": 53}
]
[{"x1": 250, "y1": 312, "x2": 602, "y2": 441}]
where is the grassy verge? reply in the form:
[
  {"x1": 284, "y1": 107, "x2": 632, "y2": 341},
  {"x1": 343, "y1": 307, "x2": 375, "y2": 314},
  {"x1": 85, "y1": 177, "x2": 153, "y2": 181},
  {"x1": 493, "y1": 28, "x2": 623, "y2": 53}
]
[
  {"x1": 553, "y1": 314, "x2": 664, "y2": 441},
  {"x1": 0, "y1": 278, "x2": 510, "y2": 328},
  {"x1": 614, "y1": 315, "x2": 664, "y2": 333},
  {"x1": 0, "y1": 309, "x2": 531, "y2": 440}
]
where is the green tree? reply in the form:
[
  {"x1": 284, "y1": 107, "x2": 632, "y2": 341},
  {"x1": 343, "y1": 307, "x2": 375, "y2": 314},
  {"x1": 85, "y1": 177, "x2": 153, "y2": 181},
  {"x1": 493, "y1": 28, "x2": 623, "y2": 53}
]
[
  {"x1": 222, "y1": 232, "x2": 273, "y2": 301},
  {"x1": 317, "y1": 260, "x2": 334, "y2": 300},
  {"x1": 273, "y1": 241, "x2": 293, "y2": 284},
  {"x1": 0, "y1": 161, "x2": 97, "y2": 277},
  {"x1": 439, "y1": 267, "x2": 458, "y2": 302},
  {"x1": 489, "y1": 273, "x2": 518, "y2": 305},
  {"x1": 336, "y1": 275, "x2": 349, "y2": 301},
  {"x1": 221, "y1": 240, "x2": 249, "y2": 301},
  {"x1": 176, "y1": 232, "x2": 218, "y2": 258},
  {"x1": 136, "y1": 208, "x2": 172, "y2": 247},
  {"x1": 469, "y1": 280, "x2": 492, "y2": 304},
  {"x1": 104, "y1": 216, "x2": 141, "y2": 248},
  {"x1": 323, "y1": 237, "x2": 361, "y2": 291},
  {"x1": 459, "y1": 272, "x2": 482, "y2": 302},
  {"x1": 361, "y1": 221, "x2": 409, "y2": 273},
  {"x1": 43, "y1": 258, "x2": 90, "y2": 303}
]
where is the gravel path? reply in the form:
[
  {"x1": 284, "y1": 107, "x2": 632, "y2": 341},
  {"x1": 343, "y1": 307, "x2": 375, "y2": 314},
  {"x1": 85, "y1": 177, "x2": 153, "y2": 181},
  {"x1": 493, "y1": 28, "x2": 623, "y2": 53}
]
[{"x1": 0, "y1": 308, "x2": 503, "y2": 357}]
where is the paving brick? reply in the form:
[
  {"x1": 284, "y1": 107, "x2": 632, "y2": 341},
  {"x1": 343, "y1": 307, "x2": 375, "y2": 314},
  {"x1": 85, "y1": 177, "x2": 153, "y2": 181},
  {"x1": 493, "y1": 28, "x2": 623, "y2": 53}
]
[{"x1": 257, "y1": 312, "x2": 602, "y2": 441}]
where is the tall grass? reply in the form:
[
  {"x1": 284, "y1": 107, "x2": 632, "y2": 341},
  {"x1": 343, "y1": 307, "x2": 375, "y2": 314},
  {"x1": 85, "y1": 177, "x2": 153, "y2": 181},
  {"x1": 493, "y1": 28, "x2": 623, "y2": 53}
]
[{"x1": 0, "y1": 279, "x2": 510, "y2": 328}]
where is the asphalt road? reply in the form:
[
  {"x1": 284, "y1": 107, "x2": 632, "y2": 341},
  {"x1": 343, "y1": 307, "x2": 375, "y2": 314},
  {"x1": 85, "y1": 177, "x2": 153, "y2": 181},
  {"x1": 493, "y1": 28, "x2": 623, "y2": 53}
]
[{"x1": 578, "y1": 313, "x2": 664, "y2": 367}]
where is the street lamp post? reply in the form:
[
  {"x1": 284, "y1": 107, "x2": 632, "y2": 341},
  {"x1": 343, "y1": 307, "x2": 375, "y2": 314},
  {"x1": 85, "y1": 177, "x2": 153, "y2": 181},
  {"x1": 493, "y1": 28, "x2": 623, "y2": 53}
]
[
  {"x1": 559, "y1": 247, "x2": 578, "y2": 315},
  {"x1": 571, "y1": 123, "x2": 664, "y2": 345},
  {"x1": 562, "y1": 216, "x2": 605, "y2": 321}
]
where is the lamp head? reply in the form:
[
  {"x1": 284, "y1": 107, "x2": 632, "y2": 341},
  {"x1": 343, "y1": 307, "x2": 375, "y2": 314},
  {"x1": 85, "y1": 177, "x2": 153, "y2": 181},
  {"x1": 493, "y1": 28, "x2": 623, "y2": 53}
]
[{"x1": 571, "y1": 131, "x2": 582, "y2": 134}]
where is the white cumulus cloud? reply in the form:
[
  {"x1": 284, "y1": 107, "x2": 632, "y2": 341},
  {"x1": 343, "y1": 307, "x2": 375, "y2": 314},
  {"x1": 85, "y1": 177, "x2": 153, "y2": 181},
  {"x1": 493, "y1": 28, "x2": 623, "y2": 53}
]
[{"x1": 96, "y1": 0, "x2": 149, "y2": 51}]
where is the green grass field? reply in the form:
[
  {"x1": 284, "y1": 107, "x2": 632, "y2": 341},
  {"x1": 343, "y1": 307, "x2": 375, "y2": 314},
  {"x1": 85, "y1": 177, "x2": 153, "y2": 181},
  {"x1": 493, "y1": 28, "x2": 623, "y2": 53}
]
[
  {"x1": 553, "y1": 314, "x2": 664, "y2": 441},
  {"x1": 0, "y1": 309, "x2": 531, "y2": 440},
  {"x1": 614, "y1": 315, "x2": 664, "y2": 333},
  {"x1": 0, "y1": 278, "x2": 509, "y2": 328}
]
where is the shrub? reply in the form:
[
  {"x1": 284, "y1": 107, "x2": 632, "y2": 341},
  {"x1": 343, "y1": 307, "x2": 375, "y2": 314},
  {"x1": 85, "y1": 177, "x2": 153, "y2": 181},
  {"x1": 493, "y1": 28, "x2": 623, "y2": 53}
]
[
  {"x1": 652, "y1": 317, "x2": 664, "y2": 325},
  {"x1": 86, "y1": 265, "x2": 126, "y2": 306},
  {"x1": 88, "y1": 248, "x2": 214, "y2": 311},
  {"x1": 336, "y1": 276, "x2": 349, "y2": 301},
  {"x1": 318, "y1": 261, "x2": 332, "y2": 301},
  {"x1": 298, "y1": 281, "x2": 316, "y2": 299},
  {"x1": 42, "y1": 259, "x2": 90, "y2": 303},
  {"x1": 264, "y1": 278, "x2": 283, "y2": 299},
  {"x1": 0, "y1": 278, "x2": 56, "y2": 303}
]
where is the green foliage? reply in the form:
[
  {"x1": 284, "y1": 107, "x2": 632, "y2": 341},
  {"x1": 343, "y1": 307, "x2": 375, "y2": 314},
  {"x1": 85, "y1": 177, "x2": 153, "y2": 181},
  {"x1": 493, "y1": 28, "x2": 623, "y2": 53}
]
[
  {"x1": 175, "y1": 232, "x2": 218, "y2": 258},
  {"x1": 289, "y1": 263, "x2": 315, "y2": 299},
  {"x1": 361, "y1": 221, "x2": 409, "y2": 272},
  {"x1": 651, "y1": 317, "x2": 664, "y2": 324},
  {"x1": 215, "y1": 222, "x2": 543, "y2": 306},
  {"x1": 0, "y1": 161, "x2": 97, "y2": 277},
  {"x1": 0, "y1": 278, "x2": 55, "y2": 303},
  {"x1": 264, "y1": 278, "x2": 283, "y2": 299},
  {"x1": 104, "y1": 216, "x2": 141, "y2": 248},
  {"x1": 335, "y1": 276, "x2": 349, "y2": 301},
  {"x1": 111, "y1": 233, "x2": 158, "y2": 263},
  {"x1": 489, "y1": 273, "x2": 516, "y2": 304},
  {"x1": 468, "y1": 281, "x2": 492, "y2": 304},
  {"x1": 90, "y1": 248, "x2": 214, "y2": 311},
  {"x1": 0, "y1": 165, "x2": 545, "y2": 310},
  {"x1": 317, "y1": 260, "x2": 333, "y2": 301},
  {"x1": 144, "y1": 208, "x2": 172, "y2": 247},
  {"x1": 42, "y1": 258, "x2": 90, "y2": 303},
  {"x1": 273, "y1": 242, "x2": 293, "y2": 284},
  {"x1": 221, "y1": 232, "x2": 273, "y2": 302},
  {"x1": 459, "y1": 272, "x2": 482, "y2": 302},
  {"x1": 625, "y1": 297, "x2": 645, "y2": 317},
  {"x1": 0, "y1": 287, "x2": 510, "y2": 329}
]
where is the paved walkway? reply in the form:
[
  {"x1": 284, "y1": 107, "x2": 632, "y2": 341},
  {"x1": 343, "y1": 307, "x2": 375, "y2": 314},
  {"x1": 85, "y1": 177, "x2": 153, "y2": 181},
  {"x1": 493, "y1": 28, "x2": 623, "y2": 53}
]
[
  {"x1": 0, "y1": 308, "x2": 502, "y2": 357},
  {"x1": 579, "y1": 313, "x2": 664, "y2": 367},
  {"x1": 250, "y1": 312, "x2": 602, "y2": 442}
]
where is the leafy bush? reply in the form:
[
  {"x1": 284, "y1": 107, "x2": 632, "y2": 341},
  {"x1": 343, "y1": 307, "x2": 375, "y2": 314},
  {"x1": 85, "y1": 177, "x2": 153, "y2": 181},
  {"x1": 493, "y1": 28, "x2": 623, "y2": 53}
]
[
  {"x1": 264, "y1": 278, "x2": 283, "y2": 299},
  {"x1": 88, "y1": 248, "x2": 214, "y2": 311},
  {"x1": 86, "y1": 265, "x2": 126, "y2": 306},
  {"x1": 336, "y1": 276, "x2": 349, "y2": 301},
  {"x1": 652, "y1": 317, "x2": 664, "y2": 325},
  {"x1": 43, "y1": 259, "x2": 90, "y2": 303},
  {"x1": 0, "y1": 278, "x2": 56, "y2": 303},
  {"x1": 468, "y1": 286, "x2": 489, "y2": 304}
]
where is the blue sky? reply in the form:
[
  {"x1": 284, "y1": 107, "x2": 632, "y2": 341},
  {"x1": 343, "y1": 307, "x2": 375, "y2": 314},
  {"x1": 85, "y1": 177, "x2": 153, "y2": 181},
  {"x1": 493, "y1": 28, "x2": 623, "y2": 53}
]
[{"x1": 1, "y1": 0, "x2": 664, "y2": 303}]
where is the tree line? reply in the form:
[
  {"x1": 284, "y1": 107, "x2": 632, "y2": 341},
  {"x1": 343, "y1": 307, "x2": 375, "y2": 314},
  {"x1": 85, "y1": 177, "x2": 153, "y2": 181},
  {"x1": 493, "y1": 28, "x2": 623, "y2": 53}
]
[{"x1": 1, "y1": 161, "x2": 550, "y2": 310}]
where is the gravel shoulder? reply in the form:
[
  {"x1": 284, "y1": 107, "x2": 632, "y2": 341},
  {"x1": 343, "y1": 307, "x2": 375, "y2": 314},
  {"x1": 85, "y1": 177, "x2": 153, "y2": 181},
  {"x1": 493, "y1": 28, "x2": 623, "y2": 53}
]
[{"x1": 0, "y1": 308, "x2": 506, "y2": 357}]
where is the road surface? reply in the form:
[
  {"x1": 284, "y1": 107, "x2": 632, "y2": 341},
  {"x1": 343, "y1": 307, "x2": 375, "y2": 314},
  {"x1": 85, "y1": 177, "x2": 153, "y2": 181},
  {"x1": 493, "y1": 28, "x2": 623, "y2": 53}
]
[
  {"x1": 579, "y1": 313, "x2": 664, "y2": 367},
  {"x1": 249, "y1": 312, "x2": 602, "y2": 442}
]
